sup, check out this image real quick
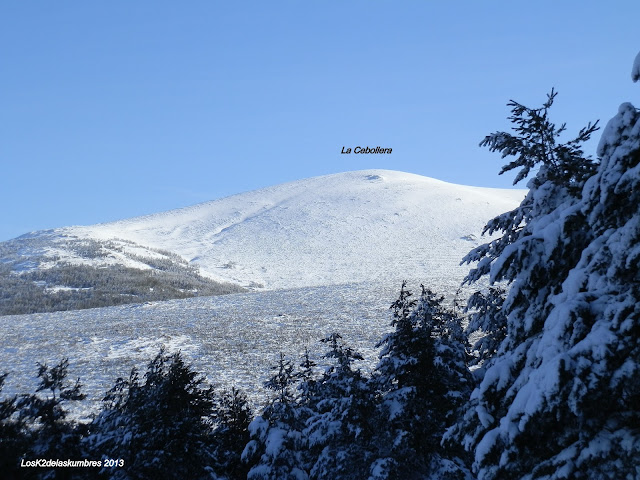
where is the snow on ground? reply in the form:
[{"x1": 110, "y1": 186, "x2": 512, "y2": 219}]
[
  {"x1": 0, "y1": 282, "x2": 411, "y2": 419},
  {"x1": 45, "y1": 170, "x2": 524, "y2": 290}
]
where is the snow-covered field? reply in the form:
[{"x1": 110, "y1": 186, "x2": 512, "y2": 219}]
[{"x1": 0, "y1": 281, "x2": 425, "y2": 418}]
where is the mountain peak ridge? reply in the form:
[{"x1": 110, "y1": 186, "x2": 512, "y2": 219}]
[
  {"x1": 54, "y1": 169, "x2": 524, "y2": 290},
  {"x1": 5, "y1": 170, "x2": 525, "y2": 294}
]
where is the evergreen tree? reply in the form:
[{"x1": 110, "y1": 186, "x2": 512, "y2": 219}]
[
  {"x1": 464, "y1": 287, "x2": 507, "y2": 370},
  {"x1": 371, "y1": 282, "x2": 473, "y2": 480},
  {"x1": 18, "y1": 358, "x2": 87, "y2": 478},
  {"x1": 0, "y1": 372, "x2": 30, "y2": 479},
  {"x1": 304, "y1": 333, "x2": 376, "y2": 480},
  {"x1": 462, "y1": 89, "x2": 599, "y2": 285},
  {"x1": 452, "y1": 55, "x2": 640, "y2": 479},
  {"x1": 296, "y1": 348, "x2": 319, "y2": 408},
  {"x1": 242, "y1": 353, "x2": 309, "y2": 480},
  {"x1": 210, "y1": 387, "x2": 253, "y2": 480},
  {"x1": 88, "y1": 348, "x2": 216, "y2": 479}
]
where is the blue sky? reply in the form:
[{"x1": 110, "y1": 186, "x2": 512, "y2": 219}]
[{"x1": 1, "y1": 2, "x2": 638, "y2": 241}]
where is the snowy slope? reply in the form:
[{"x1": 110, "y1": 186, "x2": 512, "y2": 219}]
[{"x1": 11, "y1": 170, "x2": 525, "y2": 291}]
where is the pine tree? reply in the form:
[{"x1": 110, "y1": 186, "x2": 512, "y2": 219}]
[
  {"x1": 18, "y1": 358, "x2": 87, "y2": 478},
  {"x1": 0, "y1": 372, "x2": 29, "y2": 479},
  {"x1": 304, "y1": 333, "x2": 376, "y2": 480},
  {"x1": 242, "y1": 353, "x2": 309, "y2": 480},
  {"x1": 464, "y1": 287, "x2": 507, "y2": 370},
  {"x1": 296, "y1": 348, "x2": 319, "y2": 407},
  {"x1": 452, "y1": 55, "x2": 640, "y2": 479},
  {"x1": 371, "y1": 283, "x2": 473, "y2": 480},
  {"x1": 88, "y1": 348, "x2": 216, "y2": 479},
  {"x1": 462, "y1": 89, "x2": 599, "y2": 285},
  {"x1": 210, "y1": 387, "x2": 253, "y2": 479}
]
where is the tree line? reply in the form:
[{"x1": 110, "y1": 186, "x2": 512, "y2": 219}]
[{"x1": 0, "y1": 244, "x2": 245, "y2": 316}]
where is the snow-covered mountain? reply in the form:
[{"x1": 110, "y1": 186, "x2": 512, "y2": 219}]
[{"x1": 4, "y1": 170, "x2": 524, "y2": 294}]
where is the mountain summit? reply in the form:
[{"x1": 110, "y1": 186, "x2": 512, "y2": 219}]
[
  {"x1": 1, "y1": 170, "x2": 524, "y2": 314},
  {"x1": 62, "y1": 170, "x2": 523, "y2": 288}
]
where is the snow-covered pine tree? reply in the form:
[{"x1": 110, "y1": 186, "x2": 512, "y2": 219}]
[
  {"x1": 462, "y1": 89, "x2": 599, "y2": 285},
  {"x1": 451, "y1": 55, "x2": 640, "y2": 479},
  {"x1": 371, "y1": 282, "x2": 473, "y2": 480},
  {"x1": 88, "y1": 348, "x2": 216, "y2": 480},
  {"x1": 242, "y1": 353, "x2": 309, "y2": 480},
  {"x1": 304, "y1": 333, "x2": 376, "y2": 480},
  {"x1": 464, "y1": 287, "x2": 507, "y2": 370}
]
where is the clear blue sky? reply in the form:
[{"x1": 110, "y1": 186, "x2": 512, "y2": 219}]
[{"x1": 1, "y1": 1, "x2": 638, "y2": 241}]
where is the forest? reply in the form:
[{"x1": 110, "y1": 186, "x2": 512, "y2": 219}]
[{"x1": 0, "y1": 238, "x2": 244, "y2": 316}]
